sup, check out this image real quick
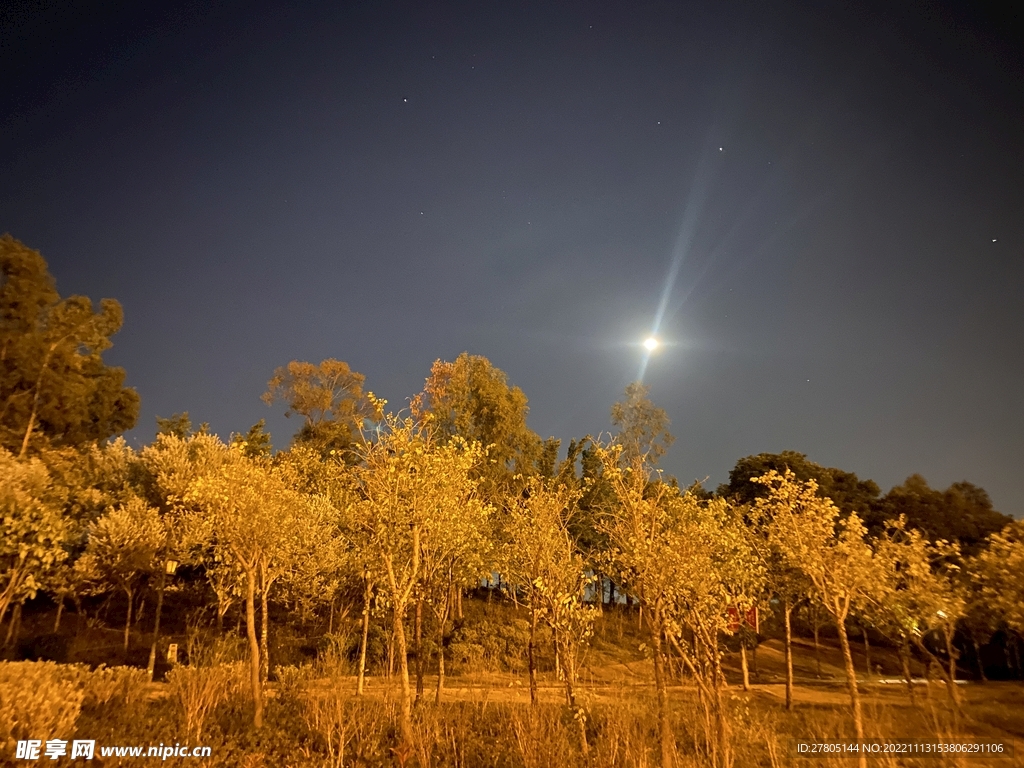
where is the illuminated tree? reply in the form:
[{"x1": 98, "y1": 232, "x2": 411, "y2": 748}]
[
  {"x1": 971, "y1": 520, "x2": 1024, "y2": 636},
  {"x1": 351, "y1": 413, "x2": 486, "y2": 747},
  {"x1": 599, "y1": 445, "x2": 762, "y2": 768},
  {"x1": 0, "y1": 449, "x2": 69, "y2": 630},
  {"x1": 747, "y1": 505, "x2": 809, "y2": 709},
  {"x1": 76, "y1": 495, "x2": 165, "y2": 652},
  {"x1": 420, "y1": 479, "x2": 492, "y2": 704},
  {"x1": 0, "y1": 235, "x2": 138, "y2": 457},
  {"x1": 183, "y1": 442, "x2": 303, "y2": 729},
  {"x1": 501, "y1": 478, "x2": 594, "y2": 732},
  {"x1": 263, "y1": 359, "x2": 381, "y2": 458},
  {"x1": 753, "y1": 469, "x2": 878, "y2": 768},
  {"x1": 610, "y1": 381, "x2": 675, "y2": 465},
  {"x1": 721, "y1": 450, "x2": 879, "y2": 519},
  {"x1": 872, "y1": 518, "x2": 966, "y2": 709},
  {"x1": 412, "y1": 353, "x2": 541, "y2": 496}
]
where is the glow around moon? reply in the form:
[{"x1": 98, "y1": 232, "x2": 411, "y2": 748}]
[{"x1": 643, "y1": 337, "x2": 660, "y2": 351}]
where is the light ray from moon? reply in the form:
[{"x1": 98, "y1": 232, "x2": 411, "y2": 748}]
[{"x1": 639, "y1": 134, "x2": 720, "y2": 382}]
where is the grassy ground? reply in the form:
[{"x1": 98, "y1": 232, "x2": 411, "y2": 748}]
[{"x1": 2, "y1": 597, "x2": 1021, "y2": 766}]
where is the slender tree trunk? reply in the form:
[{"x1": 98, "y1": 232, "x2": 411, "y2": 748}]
[
  {"x1": 455, "y1": 588, "x2": 462, "y2": 620},
  {"x1": 710, "y1": 629, "x2": 732, "y2": 768},
  {"x1": 901, "y1": 636, "x2": 915, "y2": 705},
  {"x1": 836, "y1": 618, "x2": 866, "y2": 768},
  {"x1": 740, "y1": 640, "x2": 750, "y2": 691},
  {"x1": 328, "y1": 597, "x2": 335, "y2": 635},
  {"x1": 147, "y1": 566, "x2": 167, "y2": 681},
  {"x1": 18, "y1": 408, "x2": 38, "y2": 459},
  {"x1": 260, "y1": 583, "x2": 270, "y2": 683},
  {"x1": 651, "y1": 612, "x2": 674, "y2": 768},
  {"x1": 1012, "y1": 634, "x2": 1021, "y2": 679},
  {"x1": 123, "y1": 589, "x2": 134, "y2": 653},
  {"x1": 812, "y1": 611, "x2": 822, "y2": 678},
  {"x1": 54, "y1": 595, "x2": 65, "y2": 633},
  {"x1": 0, "y1": 570, "x2": 24, "y2": 633},
  {"x1": 435, "y1": 628, "x2": 446, "y2": 704},
  {"x1": 559, "y1": 636, "x2": 589, "y2": 757},
  {"x1": 244, "y1": 570, "x2": 263, "y2": 729},
  {"x1": 528, "y1": 591, "x2": 539, "y2": 705},
  {"x1": 357, "y1": 578, "x2": 371, "y2": 696},
  {"x1": 784, "y1": 599, "x2": 794, "y2": 711},
  {"x1": 414, "y1": 596, "x2": 424, "y2": 702},
  {"x1": 943, "y1": 628, "x2": 960, "y2": 709},
  {"x1": 19, "y1": 346, "x2": 59, "y2": 459},
  {"x1": 435, "y1": 603, "x2": 447, "y2": 705},
  {"x1": 3, "y1": 602, "x2": 22, "y2": 649},
  {"x1": 862, "y1": 625, "x2": 872, "y2": 680},
  {"x1": 972, "y1": 638, "x2": 987, "y2": 682},
  {"x1": 393, "y1": 603, "x2": 414, "y2": 748}
]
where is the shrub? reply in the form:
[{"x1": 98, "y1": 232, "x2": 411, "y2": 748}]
[{"x1": 0, "y1": 662, "x2": 84, "y2": 753}]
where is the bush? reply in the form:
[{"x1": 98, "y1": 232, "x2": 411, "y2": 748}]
[
  {"x1": 448, "y1": 617, "x2": 534, "y2": 673},
  {"x1": 0, "y1": 661, "x2": 84, "y2": 753}
]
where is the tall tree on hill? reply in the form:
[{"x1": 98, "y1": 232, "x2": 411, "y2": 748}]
[
  {"x1": 871, "y1": 475, "x2": 1010, "y2": 554},
  {"x1": 721, "y1": 451, "x2": 879, "y2": 517},
  {"x1": 0, "y1": 235, "x2": 138, "y2": 457},
  {"x1": 610, "y1": 381, "x2": 675, "y2": 466},
  {"x1": 412, "y1": 353, "x2": 543, "y2": 497},
  {"x1": 263, "y1": 359, "x2": 381, "y2": 460}
]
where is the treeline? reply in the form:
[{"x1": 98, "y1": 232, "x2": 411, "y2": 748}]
[{"x1": 3, "y1": 234, "x2": 1022, "y2": 767}]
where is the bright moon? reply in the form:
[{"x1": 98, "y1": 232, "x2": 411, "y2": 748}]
[{"x1": 643, "y1": 337, "x2": 659, "y2": 351}]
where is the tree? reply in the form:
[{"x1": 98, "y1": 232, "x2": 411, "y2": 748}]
[
  {"x1": 872, "y1": 519, "x2": 966, "y2": 710},
  {"x1": 748, "y1": 506, "x2": 809, "y2": 710},
  {"x1": 352, "y1": 413, "x2": 487, "y2": 747},
  {"x1": 501, "y1": 477, "x2": 594, "y2": 742},
  {"x1": 971, "y1": 520, "x2": 1024, "y2": 638},
  {"x1": 412, "y1": 353, "x2": 542, "y2": 496},
  {"x1": 721, "y1": 451, "x2": 879, "y2": 518},
  {"x1": 233, "y1": 419, "x2": 272, "y2": 459},
  {"x1": 263, "y1": 359, "x2": 380, "y2": 458},
  {"x1": 0, "y1": 449, "x2": 70, "y2": 630},
  {"x1": 183, "y1": 440, "x2": 300, "y2": 729},
  {"x1": 871, "y1": 475, "x2": 1011, "y2": 554},
  {"x1": 0, "y1": 235, "x2": 139, "y2": 457},
  {"x1": 753, "y1": 470, "x2": 878, "y2": 768},
  {"x1": 595, "y1": 446, "x2": 683, "y2": 768},
  {"x1": 610, "y1": 381, "x2": 675, "y2": 465},
  {"x1": 76, "y1": 496, "x2": 165, "y2": 652},
  {"x1": 155, "y1": 412, "x2": 193, "y2": 438},
  {"x1": 600, "y1": 445, "x2": 761, "y2": 768}
]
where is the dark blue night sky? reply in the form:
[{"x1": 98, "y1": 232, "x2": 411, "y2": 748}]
[{"x1": 3, "y1": 1, "x2": 1022, "y2": 513}]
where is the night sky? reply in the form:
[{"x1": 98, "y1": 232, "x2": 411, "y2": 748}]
[{"x1": 3, "y1": 1, "x2": 1022, "y2": 514}]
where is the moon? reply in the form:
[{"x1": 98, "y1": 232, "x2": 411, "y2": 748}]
[{"x1": 643, "y1": 337, "x2": 659, "y2": 352}]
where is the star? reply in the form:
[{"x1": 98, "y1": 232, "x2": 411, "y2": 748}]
[{"x1": 644, "y1": 337, "x2": 659, "y2": 351}]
